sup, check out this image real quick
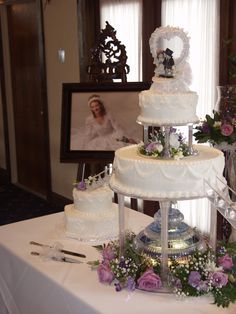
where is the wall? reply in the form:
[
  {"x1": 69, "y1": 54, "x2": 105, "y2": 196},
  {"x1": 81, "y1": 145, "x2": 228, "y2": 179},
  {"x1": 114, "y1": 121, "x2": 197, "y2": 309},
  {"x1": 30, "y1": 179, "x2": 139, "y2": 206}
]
[
  {"x1": 0, "y1": 0, "x2": 80, "y2": 199},
  {"x1": 43, "y1": 0, "x2": 80, "y2": 199},
  {"x1": 0, "y1": 82, "x2": 6, "y2": 169}
]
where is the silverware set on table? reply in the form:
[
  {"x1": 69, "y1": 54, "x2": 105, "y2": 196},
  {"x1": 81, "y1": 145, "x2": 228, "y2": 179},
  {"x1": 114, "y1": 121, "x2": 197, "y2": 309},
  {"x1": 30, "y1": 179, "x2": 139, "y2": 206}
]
[{"x1": 30, "y1": 241, "x2": 86, "y2": 263}]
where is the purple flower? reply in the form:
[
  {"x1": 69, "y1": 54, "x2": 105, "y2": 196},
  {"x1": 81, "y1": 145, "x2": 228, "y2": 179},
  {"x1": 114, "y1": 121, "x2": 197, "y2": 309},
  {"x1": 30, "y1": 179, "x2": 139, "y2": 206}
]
[
  {"x1": 137, "y1": 269, "x2": 162, "y2": 291},
  {"x1": 102, "y1": 245, "x2": 116, "y2": 261},
  {"x1": 221, "y1": 124, "x2": 234, "y2": 136},
  {"x1": 97, "y1": 262, "x2": 114, "y2": 284},
  {"x1": 211, "y1": 272, "x2": 228, "y2": 288},
  {"x1": 197, "y1": 280, "x2": 209, "y2": 292},
  {"x1": 169, "y1": 275, "x2": 182, "y2": 289},
  {"x1": 172, "y1": 277, "x2": 182, "y2": 289},
  {"x1": 202, "y1": 122, "x2": 211, "y2": 134},
  {"x1": 76, "y1": 181, "x2": 86, "y2": 190},
  {"x1": 126, "y1": 276, "x2": 136, "y2": 291},
  {"x1": 188, "y1": 271, "x2": 201, "y2": 288},
  {"x1": 146, "y1": 142, "x2": 163, "y2": 153},
  {"x1": 114, "y1": 281, "x2": 122, "y2": 292},
  {"x1": 218, "y1": 254, "x2": 234, "y2": 270}
]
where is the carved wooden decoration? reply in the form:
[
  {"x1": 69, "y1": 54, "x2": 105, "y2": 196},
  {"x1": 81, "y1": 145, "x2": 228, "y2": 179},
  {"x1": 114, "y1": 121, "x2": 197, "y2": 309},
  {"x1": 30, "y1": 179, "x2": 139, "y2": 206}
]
[{"x1": 87, "y1": 21, "x2": 130, "y2": 83}]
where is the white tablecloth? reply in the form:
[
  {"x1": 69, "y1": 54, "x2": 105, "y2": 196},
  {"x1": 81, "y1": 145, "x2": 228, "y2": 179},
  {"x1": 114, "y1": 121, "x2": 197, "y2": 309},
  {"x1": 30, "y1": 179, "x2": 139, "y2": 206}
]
[{"x1": 0, "y1": 209, "x2": 236, "y2": 314}]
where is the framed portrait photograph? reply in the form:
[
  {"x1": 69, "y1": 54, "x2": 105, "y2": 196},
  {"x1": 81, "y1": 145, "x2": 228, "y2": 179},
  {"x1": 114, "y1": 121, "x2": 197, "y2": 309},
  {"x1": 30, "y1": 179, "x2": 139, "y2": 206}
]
[{"x1": 60, "y1": 82, "x2": 150, "y2": 163}]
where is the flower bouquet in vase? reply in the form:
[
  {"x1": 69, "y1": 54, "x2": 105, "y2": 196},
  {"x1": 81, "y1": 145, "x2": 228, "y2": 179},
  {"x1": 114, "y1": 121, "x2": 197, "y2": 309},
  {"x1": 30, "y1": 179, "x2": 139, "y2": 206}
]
[{"x1": 194, "y1": 85, "x2": 236, "y2": 195}]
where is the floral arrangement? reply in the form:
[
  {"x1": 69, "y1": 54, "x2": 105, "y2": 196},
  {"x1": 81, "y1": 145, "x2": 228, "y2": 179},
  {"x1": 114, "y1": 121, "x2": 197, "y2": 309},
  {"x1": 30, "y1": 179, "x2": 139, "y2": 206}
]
[
  {"x1": 169, "y1": 244, "x2": 236, "y2": 308},
  {"x1": 138, "y1": 128, "x2": 189, "y2": 159},
  {"x1": 194, "y1": 110, "x2": 236, "y2": 148},
  {"x1": 89, "y1": 232, "x2": 236, "y2": 308}
]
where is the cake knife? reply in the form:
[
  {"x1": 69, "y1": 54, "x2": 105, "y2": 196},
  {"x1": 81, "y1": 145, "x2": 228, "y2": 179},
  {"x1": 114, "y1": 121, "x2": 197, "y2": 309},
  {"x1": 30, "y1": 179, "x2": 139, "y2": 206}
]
[{"x1": 30, "y1": 241, "x2": 86, "y2": 258}]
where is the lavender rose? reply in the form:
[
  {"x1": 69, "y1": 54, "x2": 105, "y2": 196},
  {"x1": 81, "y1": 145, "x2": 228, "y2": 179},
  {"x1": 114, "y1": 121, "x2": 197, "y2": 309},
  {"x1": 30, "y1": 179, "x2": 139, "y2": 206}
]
[
  {"x1": 126, "y1": 276, "x2": 136, "y2": 291},
  {"x1": 188, "y1": 271, "x2": 201, "y2": 288},
  {"x1": 218, "y1": 254, "x2": 234, "y2": 270},
  {"x1": 137, "y1": 269, "x2": 162, "y2": 291},
  {"x1": 197, "y1": 280, "x2": 209, "y2": 292},
  {"x1": 211, "y1": 271, "x2": 228, "y2": 288},
  {"x1": 102, "y1": 245, "x2": 116, "y2": 261},
  {"x1": 97, "y1": 262, "x2": 114, "y2": 284},
  {"x1": 146, "y1": 142, "x2": 163, "y2": 153},
  {"x1": 221, "y1": 124, "x2": 234, "y2": 136}
]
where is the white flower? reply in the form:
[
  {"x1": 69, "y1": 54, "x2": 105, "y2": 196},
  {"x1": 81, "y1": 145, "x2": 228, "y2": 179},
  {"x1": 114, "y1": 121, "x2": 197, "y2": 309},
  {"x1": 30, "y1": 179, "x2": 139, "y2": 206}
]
[
  {"x1": 174, "y1": 151, "x2": 184, "y2": 160},
  {"x1": 205, "y1": 260, "x2": 223, "y2": 272},
  {"x1": 155, "y1": 143, "x2": 164, "y2": 152},
  {"x1": 213, "y1": 121, "x2": 221, "y2": 128},
  {"x1": 170, "y1": 133, "x2": 180, "y2": 149}
]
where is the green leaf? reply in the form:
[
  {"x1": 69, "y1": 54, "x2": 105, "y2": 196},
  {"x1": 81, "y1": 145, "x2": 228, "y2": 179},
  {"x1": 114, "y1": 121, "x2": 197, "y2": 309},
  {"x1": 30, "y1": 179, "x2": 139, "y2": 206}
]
[{"x1": 213, "y1": 283, "x2": 236, "y2": 307}]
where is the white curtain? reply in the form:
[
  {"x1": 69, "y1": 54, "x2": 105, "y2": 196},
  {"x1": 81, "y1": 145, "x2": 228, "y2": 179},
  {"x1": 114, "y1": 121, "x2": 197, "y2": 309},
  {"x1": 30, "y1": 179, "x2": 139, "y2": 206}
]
[
  {"x1": 100, "y1": 0, "x2": 142, "y2": 81},
  {"x1": 162, "y1": 0, "x2": 220, "y2": 234}
]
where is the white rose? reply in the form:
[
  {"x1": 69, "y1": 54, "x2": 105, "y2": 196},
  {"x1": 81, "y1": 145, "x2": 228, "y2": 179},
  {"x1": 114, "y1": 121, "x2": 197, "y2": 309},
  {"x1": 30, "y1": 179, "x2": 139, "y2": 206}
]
[
  {"x1": 213, "y1": 121, "x2": 221, "y2": 128},
  {"x1": 154, "y1": 143, "x2": 163, "y2": 153},
  {"x1": 170, "y1": 133, "x2": 180, "y2": 149}
]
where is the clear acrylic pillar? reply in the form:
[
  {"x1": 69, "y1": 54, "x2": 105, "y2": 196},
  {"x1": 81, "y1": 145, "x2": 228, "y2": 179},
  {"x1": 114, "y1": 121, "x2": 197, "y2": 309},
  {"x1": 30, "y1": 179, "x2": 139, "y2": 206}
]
[
  {"x1": 159, "y1": 201, "x2": 170, "y2": 280},
  {"x1": 118, "y1": 193, "x2": 125, "y2": 257}
]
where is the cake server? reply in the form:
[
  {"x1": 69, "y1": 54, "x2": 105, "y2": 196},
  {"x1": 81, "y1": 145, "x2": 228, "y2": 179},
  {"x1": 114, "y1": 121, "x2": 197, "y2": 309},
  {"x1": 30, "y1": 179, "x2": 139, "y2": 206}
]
[
  {"x1": 31, "y1": 251, "x2": 83, "y2": 263},
  {"x1": 30, "y1": 241, "x2": 86, "y2": 258}
]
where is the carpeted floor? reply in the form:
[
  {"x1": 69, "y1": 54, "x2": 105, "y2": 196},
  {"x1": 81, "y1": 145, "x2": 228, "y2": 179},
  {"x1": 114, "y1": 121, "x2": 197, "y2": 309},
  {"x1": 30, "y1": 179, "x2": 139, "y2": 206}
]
[{"x1": 0, "y1": 184, "x2": 64, "y2": 226}]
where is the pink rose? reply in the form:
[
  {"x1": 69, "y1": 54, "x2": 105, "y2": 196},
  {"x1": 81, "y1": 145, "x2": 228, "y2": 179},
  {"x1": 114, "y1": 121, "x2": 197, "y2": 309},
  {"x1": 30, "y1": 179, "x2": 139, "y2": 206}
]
[
  {"x1": 97, "y1": 262, "x2": 114, "y2": 284},
  {"x1": 220, "y1": 124, "x2": 234, "y2": 136},
  {"x1": 211, "y1": 271, "x2": 228, "y2": 288},
  {"x1": 218, "y1": 254, "x2": 234, "y2": 270},
  {"x1": 137, "y1": 269, "x2": 162, "y2": 291}
]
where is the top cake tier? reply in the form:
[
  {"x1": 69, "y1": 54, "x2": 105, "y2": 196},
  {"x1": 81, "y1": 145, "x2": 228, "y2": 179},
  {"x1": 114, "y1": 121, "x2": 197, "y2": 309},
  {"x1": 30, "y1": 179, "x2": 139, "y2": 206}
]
[{"x1": 137, "y1": 26, "x2": 199, "y2": 126}]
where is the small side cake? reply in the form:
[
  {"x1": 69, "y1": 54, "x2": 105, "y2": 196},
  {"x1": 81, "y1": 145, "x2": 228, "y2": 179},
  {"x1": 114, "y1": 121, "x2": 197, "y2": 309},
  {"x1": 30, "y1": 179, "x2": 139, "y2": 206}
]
[{"x1": 64, "y1": 184, "x2": 118, "y2": 244}]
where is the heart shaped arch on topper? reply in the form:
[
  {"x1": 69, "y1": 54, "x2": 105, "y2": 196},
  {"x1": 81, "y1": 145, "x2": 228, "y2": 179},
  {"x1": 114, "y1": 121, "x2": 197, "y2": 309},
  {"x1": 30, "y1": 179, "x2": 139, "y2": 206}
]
[{"x1": 149, "y1": 26, "x2": 190, "y2": 69}]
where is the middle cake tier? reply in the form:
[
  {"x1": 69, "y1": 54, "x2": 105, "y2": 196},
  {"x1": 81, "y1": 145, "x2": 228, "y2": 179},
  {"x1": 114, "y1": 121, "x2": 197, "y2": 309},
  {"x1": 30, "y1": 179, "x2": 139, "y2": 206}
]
[{"x1": 110, "y1": 144, "x2": 226, "y2": 200}]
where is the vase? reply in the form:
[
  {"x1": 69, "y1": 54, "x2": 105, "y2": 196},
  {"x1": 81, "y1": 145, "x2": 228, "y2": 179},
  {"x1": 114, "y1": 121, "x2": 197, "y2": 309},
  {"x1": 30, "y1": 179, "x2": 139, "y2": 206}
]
[
  {"x1": 214, "y1": 85, "x2": 236, "y2": 241},
  {"x1": 215, "y1": 85, "x2": 236, "y2": 114}
]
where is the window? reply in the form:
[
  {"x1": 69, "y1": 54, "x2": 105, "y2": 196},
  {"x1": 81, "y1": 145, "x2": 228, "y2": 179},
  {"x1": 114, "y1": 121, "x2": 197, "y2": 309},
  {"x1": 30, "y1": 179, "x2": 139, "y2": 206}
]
[
  {"x1": 100, "y1": 0, "x2": 143, "y2": 82},
  {"x1": 162, "y1": 0, "x2": 220, "y2": 234}
]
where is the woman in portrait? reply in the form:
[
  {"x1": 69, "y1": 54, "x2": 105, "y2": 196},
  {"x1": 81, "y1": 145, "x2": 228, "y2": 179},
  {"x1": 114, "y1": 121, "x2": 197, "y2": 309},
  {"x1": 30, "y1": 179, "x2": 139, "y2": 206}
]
[{"x1": 82, "y1": 94, "x2": 136, "y2": 150}]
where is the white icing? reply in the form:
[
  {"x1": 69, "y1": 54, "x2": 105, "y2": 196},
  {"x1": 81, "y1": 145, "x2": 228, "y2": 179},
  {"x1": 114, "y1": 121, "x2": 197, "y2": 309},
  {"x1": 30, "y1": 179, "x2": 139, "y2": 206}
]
[
  {"x1": 110, "y1": 144, "x2": 226, "y2": 200},
  {"x1": 64, "y1": 203, "x2": 118, "y2": 243},
  {"x1": 64, "y1": 185, "x2": 118, "y2": 243},
  {"x1": 151, "y1": 76, "x2": 190, "y2": 93},
  {"x1": 137, "y1": 89, "x2": 199, "y2": 125},
  {"x1": 73, "y1": 185, "x2": 113, "y2": 212}
]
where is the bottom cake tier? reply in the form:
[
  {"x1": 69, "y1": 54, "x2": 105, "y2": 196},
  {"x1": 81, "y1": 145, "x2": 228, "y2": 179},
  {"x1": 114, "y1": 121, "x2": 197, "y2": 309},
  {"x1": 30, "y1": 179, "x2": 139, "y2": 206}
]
[
  {"x1": 110, "y1": 144, "x2": 226, "y2": 200},
  {"x1": 64, "y1": 203, "x2": 119, "y2": 244}
]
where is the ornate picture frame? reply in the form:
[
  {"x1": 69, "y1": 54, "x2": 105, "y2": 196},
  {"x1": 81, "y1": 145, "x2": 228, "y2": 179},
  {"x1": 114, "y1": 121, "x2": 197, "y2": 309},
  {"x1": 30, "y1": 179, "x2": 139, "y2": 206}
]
[{"x1": 60, "y1": 82, "x2": 150, "y2": 163}]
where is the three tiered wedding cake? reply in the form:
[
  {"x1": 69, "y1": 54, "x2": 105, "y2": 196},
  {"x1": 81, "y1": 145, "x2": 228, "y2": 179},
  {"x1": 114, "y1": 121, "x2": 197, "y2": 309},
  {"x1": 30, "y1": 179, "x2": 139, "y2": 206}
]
[{"x1": 110, "y1": 26, "x2": 226, "y2": 200}]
